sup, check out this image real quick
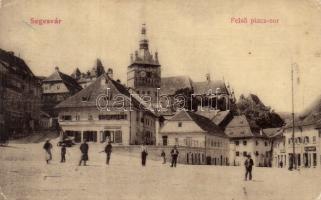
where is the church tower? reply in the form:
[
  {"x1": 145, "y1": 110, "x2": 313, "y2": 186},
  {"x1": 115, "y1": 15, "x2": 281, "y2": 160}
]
[{"x1": 127, "y1": 24, "x2": 161, "y2": 102}]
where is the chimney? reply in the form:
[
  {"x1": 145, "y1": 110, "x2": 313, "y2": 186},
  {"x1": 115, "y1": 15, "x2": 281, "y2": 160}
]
[
  {"x1": 55, "y1": 66, "x2": 59, "y2": 71},
  {"x1": 107, "y1": 68, "x2": 113, "y2": 79}
]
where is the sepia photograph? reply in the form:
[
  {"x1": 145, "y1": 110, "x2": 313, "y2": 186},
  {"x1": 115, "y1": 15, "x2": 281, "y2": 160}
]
[{"x1": 0, "y1": 0, "x2": 321, "y2": 199}]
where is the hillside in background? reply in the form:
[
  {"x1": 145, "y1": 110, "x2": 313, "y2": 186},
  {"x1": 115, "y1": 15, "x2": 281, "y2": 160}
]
[{"x1": 236, "y1": 94, "x2": 285, "y2": 128}]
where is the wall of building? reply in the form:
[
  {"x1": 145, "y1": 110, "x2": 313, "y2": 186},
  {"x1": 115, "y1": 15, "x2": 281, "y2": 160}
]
[
  {"x1": 229, "y1": 138, "x2": 271, "y2": 167},
  {"x1": 42, "y1": 82, "x2": 69, "y2": 94},
  {"x1": 284, "y1": 126, "x2": 321, "y2": 169}
]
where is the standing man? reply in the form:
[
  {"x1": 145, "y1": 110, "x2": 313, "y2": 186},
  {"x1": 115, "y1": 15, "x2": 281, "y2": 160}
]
[
  {"x1": 141, "y1": 144, "x2": 148, "y2": 166},
  {"x1": 170, "y1": 146, "x2": 179, "y2": 167},
  {"x1": 43, "y1": 139, "x2": 53, "y2": 164},
  {"x1": 79, "y1": 140, "x2": 89, "y2": 166},
  {"x1": 104, "y1": 141, "x2": 112, "y2": 165},
  {"x1": 60, "y1": 144, "x2": 66, "y2": 163},
  {"x1": 244, "y1": 154, "x2": 254, "y2": 181}
]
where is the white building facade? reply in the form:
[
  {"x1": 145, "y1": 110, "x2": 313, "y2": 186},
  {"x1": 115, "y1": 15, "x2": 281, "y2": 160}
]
[
  {"x1": 159, "y1": 110, "x2": 229, "y2": 165},
  {"x1": 56, "y1": 74, "x2": 158, "y2": 145}
]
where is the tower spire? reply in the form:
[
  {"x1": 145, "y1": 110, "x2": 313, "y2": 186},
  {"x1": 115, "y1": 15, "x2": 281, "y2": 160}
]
[{"x1": 139, "y1": 24, "x2": 149, "y2": 50}]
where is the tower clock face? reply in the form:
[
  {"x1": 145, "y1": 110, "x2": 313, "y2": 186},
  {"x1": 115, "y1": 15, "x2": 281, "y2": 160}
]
[{"x1": 140, "y1": 71, "x2": 146, "y2": 77}]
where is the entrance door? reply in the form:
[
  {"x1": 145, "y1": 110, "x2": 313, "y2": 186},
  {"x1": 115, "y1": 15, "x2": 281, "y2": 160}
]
[
  {"x1": 102, "y1": 130, "x2": 114, "y2": 143},
  {"x1": 162, "y1": 136, "x2": 168, "y2": 146},
  {"x1": 83, "y1": 131, "x2": 97, "y2": 142},
  {"x1": 313, "y1": 153, "x2": 317, "y2": 167}
]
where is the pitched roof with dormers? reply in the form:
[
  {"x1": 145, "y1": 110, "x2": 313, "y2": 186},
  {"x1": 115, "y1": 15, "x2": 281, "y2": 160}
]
[{"x1": 55, "y1": 74, "x2": 156, "y2": 116}]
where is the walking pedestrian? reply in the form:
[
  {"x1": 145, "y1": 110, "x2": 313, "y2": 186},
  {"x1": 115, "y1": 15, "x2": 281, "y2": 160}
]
[
  {"x1": 161, "y1": 150, "x2": 166, "y2": 164},
  {"x1": 60, "y1": 144, "x2": 66, "y2": 163},
  {"x1": 170, "y1": 146, "x2": 179, "y2": 167},
  {"x1": 43, "y1": 139, "x2": 53, "y2": 164},
  {"x1": 79, "y1": 140, "x2": 89, "y2": 166},
  {"x1": 104, "y1": 141, "x2": 112, "y2": 165},
  {"x1": 141, "y1": 144, "x2": 148, "y2": 166},
  {"x1": 244, "y1": 155, "x2": 254, "y2": 181}
]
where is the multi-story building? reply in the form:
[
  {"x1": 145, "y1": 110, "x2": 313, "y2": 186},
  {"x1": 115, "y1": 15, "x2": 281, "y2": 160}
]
[
  {"x1": 269, "y1": 128, "x2": 286, "y2": 168},
  {"x1": 127, "y1": 24, "x2": 161, "y2": 103},
  {"x1": 225, "y1": 115, "x2": 272, "y2": 167},
  {"x1": 283, "y1": 118, "x2": 321, "y2": 169},
  {"x1": 41, "y1": 66, "x2": 82, "y2": 127},
  {"x1": 0, "y1": 49, "x2": 41, "y2": 137},
  {"x1": 55, "y1": 73, "x2": 158, "y2": 145},
  {"x1": 127, "y1": 24, "x2": 236, "y2": 115},
  {"x1": 159, "y1": 110, "x2": 229, "y2": 165}
]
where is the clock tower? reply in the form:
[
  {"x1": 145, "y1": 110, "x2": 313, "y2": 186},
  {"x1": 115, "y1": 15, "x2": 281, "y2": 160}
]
[{"x1": 127, "y1": 24, "x2": 161, "y2": 102}]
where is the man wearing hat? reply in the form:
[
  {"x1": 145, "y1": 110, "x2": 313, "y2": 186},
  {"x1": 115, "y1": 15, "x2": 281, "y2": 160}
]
[
  {"x1": 43, "y1": 139, "x2": 53, "y2": 164},
  {"x1": 79, "y1": 139, "x2": 89, "y2": 166},
  {"x1": 104, "y1": 141, "x2": 112, "y2": 165},
  {"x1": 244, "y1": 154, "x2": 254, "y2": 181}
]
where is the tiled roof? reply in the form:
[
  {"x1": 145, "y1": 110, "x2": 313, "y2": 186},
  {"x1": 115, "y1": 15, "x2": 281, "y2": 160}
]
[
  {"x1": 0, "y1": 49, "x2": 35, "y2": 78},
  {"x1": 56, "y1": 74, "x2": 155, "y2": 116},
  {"x1": 160, "y1": 76, "x2": 193, "y2": 95},
  {"x1": 262, "y1": 127, "x2": 283, "y2": 138},
  {"x1": 212, "y1": 110, "x2": 232, "y2": 126},
  {"x1": 187, "y1": 111, "x2": 225, "y2": 136},
  {"x1": 193, "y1": 80, "x2": 228, "y2": 95},
  {"x1": 225, "y1": 115, "x2": 262, "y2": 138},
  {"x1": 43, "y1": 70, "x2": 82, "y2": 93},
  {"x1": 167, "y1": 110, "x2": 225, "y2": 137},
  {"x1": 195, "y1": 110, "x2": 219, "y2": 120}
]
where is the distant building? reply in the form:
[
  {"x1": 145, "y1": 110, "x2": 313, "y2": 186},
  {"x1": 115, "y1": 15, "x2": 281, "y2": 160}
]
[
  {"x1": 41, "y1": 66, "x2": 82, "y2": 127},
  {"x1": 196, "y1": 110, "x2": 233, "y2": 130},
  {"x1": 71, "y1": 59, "x2": 107, "y2": 88},
  {"x1": 0, "y1": 49, "x2": 42, "y2": 137},
  {"x1": 225, "y1": 115, "x2": 272, "y2": 167},
  {"x1": 159, "y1": 110, "x2": 229, "y2": 165},
  {"x1": 282, "y1": 117, "x2": 321, "y2": 169},
  {"x1": 55, "y1": 74, "x2": 158, "y2": 145},
  {"x1": 127, "y1": 24, "x2": 161, "y2": 103},
  {"x1": 127, "y1": 24, "x2": 236, "y2": 115}
]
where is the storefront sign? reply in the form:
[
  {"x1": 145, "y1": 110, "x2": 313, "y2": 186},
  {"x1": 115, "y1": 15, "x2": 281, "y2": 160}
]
[{"x1": 304, "y1": 146, "x2": 316, "y2": 151}]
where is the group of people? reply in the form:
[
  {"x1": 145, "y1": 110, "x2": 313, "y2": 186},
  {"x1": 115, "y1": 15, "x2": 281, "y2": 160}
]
[
  {"x1": 142, "y1": 144, "x2": 179, "y2": 167},
  {"x1": 43, "y1": 140, "x2": 180, "y2": 168},
  {"x1": 44, "y1": 139, "x2": 255, "y2": 180},
  {"x1": 43, "y1": 139, "x2": 112, "y2": 166}
]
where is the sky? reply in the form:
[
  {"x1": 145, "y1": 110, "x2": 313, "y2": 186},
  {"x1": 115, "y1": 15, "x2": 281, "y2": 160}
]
[{"x1": 0, "y1": 0, "x2": 321, "y2": 113}]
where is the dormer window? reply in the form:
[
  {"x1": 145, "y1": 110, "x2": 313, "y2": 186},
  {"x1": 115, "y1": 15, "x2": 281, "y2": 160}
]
[{"x1": 178, "y1": 122, "x2": 182, "y2": 127}]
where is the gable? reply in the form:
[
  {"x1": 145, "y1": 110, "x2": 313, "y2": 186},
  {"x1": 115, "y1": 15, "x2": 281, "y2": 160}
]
[{"x1": 160, "y1": 120, "x2": 205, "y2": 134}]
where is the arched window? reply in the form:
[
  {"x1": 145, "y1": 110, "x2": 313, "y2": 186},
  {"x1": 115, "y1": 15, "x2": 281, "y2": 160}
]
[{"x1": 304, "y1": 136, "x2": 309, "y2": 144}]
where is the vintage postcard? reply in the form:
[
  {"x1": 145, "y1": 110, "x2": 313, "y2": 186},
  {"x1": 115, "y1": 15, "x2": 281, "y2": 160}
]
[{"x1": 0, "y1": 0, "x2": 321, "y2": 200}]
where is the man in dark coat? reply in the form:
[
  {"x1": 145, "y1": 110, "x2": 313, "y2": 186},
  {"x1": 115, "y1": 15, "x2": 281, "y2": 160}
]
[
  {"x1": 104, "y1": 141, "x2": 112, "y2": 165},
  {"x1": 79, "y1": 140, "x2": 89, "y2": 166},
  {"x1": 170, "y1": 146, "x2": 179, "y2": 167},
  {"x1": 43, "y1": 139, "x2": 53, "y2": 164},
  {"x1": 60, "y1": 144, "x2": 66, "y2": 163},
  {"x1": 244, "y1": 154, "x2": 254, "y2": 181},
  {"x1": 141, "y1": 144, "x2": 148, "y2": 166}
]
